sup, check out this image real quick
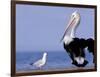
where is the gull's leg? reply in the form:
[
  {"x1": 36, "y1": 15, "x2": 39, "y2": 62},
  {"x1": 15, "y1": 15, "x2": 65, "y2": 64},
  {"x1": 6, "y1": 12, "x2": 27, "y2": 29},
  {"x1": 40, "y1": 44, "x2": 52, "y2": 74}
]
[{"x1": 39, "y1": 67, "x2": 42, "y2": 70}]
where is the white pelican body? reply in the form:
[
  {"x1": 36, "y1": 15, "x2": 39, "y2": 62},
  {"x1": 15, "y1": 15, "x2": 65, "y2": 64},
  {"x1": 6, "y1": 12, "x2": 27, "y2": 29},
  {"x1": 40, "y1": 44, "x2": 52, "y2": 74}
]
[{"x1": 31, "y1": 52, "x2": 47, "y2": 69}]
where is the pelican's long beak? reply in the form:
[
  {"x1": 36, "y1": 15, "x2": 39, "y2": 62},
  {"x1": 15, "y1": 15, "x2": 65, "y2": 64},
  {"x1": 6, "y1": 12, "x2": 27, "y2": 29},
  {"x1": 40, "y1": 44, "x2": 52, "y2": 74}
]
[{"x1": 61, "y1": 11, "x2": 80, "y2": 42}]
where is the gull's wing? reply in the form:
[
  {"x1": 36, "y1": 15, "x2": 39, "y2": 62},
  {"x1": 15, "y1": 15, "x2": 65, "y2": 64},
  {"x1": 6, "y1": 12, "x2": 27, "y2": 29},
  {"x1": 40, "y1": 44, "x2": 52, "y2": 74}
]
[{"x1": 33, "y1": 59, "x2": 42, "y2": 66}]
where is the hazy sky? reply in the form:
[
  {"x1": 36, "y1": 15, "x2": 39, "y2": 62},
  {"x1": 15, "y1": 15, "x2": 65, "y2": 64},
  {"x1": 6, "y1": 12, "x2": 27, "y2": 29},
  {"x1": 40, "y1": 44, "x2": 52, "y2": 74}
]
[{"x1": 16, "y1": 4, "x2": 94, "y2": 52}]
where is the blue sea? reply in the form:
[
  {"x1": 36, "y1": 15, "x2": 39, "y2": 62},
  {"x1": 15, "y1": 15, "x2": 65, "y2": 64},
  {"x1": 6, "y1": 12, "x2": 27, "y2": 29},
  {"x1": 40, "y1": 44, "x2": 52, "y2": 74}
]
[{"x1": 16, "y1": 51, "x2": 94, "y2": 72}]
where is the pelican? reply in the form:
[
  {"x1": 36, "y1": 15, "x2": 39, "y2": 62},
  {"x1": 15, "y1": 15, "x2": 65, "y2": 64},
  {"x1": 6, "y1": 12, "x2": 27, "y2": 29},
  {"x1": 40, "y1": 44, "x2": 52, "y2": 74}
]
[
  {"x1": 61, "y1": 11, "x2": 94, "y2": 67},
  {"x1": 30, "y1": 52, "x2": 47, "y2": 69}
]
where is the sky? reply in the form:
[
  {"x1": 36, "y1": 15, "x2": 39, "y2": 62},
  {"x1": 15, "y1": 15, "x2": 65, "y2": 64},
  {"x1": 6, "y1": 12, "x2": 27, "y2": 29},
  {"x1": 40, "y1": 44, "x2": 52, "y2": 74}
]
[{"x1": 16, "y1": 4, "x2": 95, "y2": 52}]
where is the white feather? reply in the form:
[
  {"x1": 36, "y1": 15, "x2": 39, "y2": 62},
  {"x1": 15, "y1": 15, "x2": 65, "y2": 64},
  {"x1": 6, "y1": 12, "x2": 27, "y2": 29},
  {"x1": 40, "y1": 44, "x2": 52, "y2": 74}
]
[
  {"x1": 63, "y1": 36, "x2": 73, "y2": 45},
  {"x1": 74, "y1": 57, "x2": 85, "y2": 64}
]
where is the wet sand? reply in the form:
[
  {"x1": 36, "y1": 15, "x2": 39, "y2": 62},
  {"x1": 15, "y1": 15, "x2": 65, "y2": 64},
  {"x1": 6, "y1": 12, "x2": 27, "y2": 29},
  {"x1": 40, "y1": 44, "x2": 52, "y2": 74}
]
[{"x1": 16, "y1": 65, "x2": 95, "y2": 74}]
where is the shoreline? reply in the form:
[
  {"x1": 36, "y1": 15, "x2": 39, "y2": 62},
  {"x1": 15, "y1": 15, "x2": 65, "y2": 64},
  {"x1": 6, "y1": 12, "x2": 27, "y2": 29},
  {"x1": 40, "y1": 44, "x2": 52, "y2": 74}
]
[{"x1": 16, "y1": 65, "x2": 95, "y2": 73}]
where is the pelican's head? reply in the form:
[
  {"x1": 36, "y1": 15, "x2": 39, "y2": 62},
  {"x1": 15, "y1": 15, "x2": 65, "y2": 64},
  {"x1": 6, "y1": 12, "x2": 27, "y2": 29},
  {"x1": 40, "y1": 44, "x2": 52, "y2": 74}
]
[
  {"x1": 69, "y1": 11, "x2": 80, "y2": 29},
  {"x1": 61, "y1": 11, "x2": 80, "y2": 43}
]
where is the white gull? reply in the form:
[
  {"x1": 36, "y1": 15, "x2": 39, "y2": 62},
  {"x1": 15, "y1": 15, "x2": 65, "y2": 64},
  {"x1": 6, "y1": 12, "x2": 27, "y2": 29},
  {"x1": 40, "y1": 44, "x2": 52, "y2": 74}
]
[{"x1": 30, "y1": 52, "x2": 47, "y2": 69}]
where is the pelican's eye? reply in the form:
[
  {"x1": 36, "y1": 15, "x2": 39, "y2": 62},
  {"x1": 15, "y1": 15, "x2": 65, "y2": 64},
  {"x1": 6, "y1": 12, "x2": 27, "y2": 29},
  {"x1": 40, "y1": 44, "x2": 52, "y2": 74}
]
[{"x1": 71, "y1": 14, "x2": 75, "y2": 18}]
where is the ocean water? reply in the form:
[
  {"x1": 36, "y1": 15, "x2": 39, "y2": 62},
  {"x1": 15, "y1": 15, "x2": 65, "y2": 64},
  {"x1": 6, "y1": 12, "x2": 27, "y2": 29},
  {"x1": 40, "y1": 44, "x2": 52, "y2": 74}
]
[{"x1": 16, "y1": 51, "x2": 94, "y2": 72}]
